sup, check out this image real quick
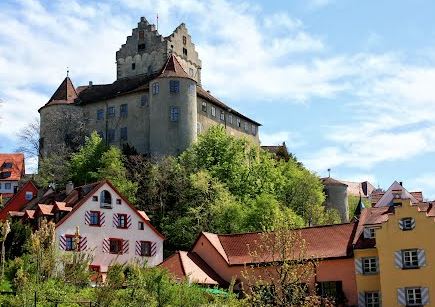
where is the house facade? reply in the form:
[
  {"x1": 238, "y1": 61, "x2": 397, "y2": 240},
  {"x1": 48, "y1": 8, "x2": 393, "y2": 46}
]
[
  {"x1": 353, "y1": 182, "x2": 435, "y2": 307},
  {"x1": 39, "y1": 17, "x2": 260, "y2": 159},
  {"x1": 8, "y1": 180, "x2": 164, "y2": 275},
  {"x1": 0, "y1": 153, "x2": 25, "y2": 200}
]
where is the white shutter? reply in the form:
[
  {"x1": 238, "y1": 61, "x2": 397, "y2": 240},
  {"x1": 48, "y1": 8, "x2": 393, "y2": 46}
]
[
  {"x1": 358, "y1": 292, "x2": 365, "y2": 307},
  {"x1": 417, "y1": 249, "x2": 426, "y2": 267},
  {"x1": 398, "y1": 219, "x2": 404, "y2": 230},
  {"x1": 397, "y1": 288, "x2": 406, "y2": 305},
  {"x1": 355, "y1": 258, "x2": 363, "y2": 274},
  {"x1": 375, "y1": 257, "x2": 380, "y2": 273},
  {"x1": 394, "y1": 251, "x2": 403, "y2": 269},
  {"x1": 410, "y1": 218, "x2": 416, "y2": 229},
  {"x1": 363, "y1": 228, "x2": 371, "y2": 238},
  {"x1": 422, "y1": 287, "x2": 429, "y2": 305}
]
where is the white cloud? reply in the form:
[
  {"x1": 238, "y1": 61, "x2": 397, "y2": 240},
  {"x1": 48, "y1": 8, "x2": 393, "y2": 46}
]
[
  {"x1": 409, "y1": 173, "x2": 435, "y2": 200},
  {"x1": 260, "y1": 131, "x2": 304, "y2": 148}
]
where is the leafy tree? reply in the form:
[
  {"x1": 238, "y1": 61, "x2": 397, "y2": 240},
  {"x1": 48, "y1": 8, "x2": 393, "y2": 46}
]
[{"x1": 4, "y1": 220, "x2": 31, "y2": 260}]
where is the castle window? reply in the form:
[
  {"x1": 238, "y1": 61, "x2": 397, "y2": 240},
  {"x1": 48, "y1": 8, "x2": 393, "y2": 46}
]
[
  {"x1": 132, "y1": 63, "x2": 136, "y2": 70},
  {"x1": 138, "y1": 43, "x2": 145, "y2": 51},
  {"x1": 169, "y1": 80, "x2": 180, "y2": 93},
  {"x1": 183, "y1": 48, "x2": 188, "y2": 56},
  {"x1": 120, "y1": 127, "x2": 128, "y2": 141},
  {"x1": 237, "y1": 118, "x2": 241, "y2": 127},
  {"x1": 3, "y1": 162, "x2": 12, "y2": 169},
  {"x1": 201, "y1": 102, "x2": 207, "y2": 112},
  {"x1": 183, "y1": 35, "x2": 187, "y2": 45},
  {"x1": 228, "y1": 114, "x2": 233, "y2": 125},
  {"x1": 65, "y1": 235, "x2": 76, "y2": 251},
  {"x1": 152, "y1": 82, "x2": 160, "y2": 95},
  {"x1": 220, "y1": 111, "x2": 225, "y2": 121},
  {"x1": 244, "y1": 122, "x2": 248, "y2": 131},
  {"x1": 251, "y1": 124, "x2": 257, "y2": 135},
  {"x1": 120, "y1": 104, "x2": 128, "y2": 117},
  {"x1": 138, "y1": 30, "x2": 144, "y2": 39},
  {"x1": 117, "y1": 214, "x2": 128, "y2": 229},
  {"x1": 211, "y1": 106, "x2": 216, "y2": 117},
  {"x1": 89, "y1": 211, "x2": 101, "y2": 226},
  {"x1": 170, "y1": 106, "x2": 179, "y2": 122},
  {"x1": 97, "y1": 109, "x2": 104, "y2": 120},
  {"x1": 140, "y1": 95, "x2": 148, "y2": 107},
  {"x1": 107, "y1": 129, "x2": 115, "y2": 143},
  {"x1": 107, "y1": 107, "x2": 115, "y2": 118}
]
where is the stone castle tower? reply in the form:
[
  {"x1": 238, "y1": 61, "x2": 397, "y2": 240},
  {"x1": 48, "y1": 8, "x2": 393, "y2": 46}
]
[{"x1": 39, "y1": 17, "x2": 260, "y2": 159}]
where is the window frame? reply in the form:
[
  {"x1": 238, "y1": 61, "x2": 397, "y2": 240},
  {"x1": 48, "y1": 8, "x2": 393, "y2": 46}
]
[
  {"x1": 406, "y1": 287, "x2": 422, "y2": 306},
  {"x1": 170, "y1": 106, "x2": 179, "y2": 122},
  {"x1": 152, "y1": 82, "x2": 160, "y2": 95},
  {"x1": 25, "y1": 191, "x2": 33, "y2": 201},
  {"x1": 107, "y1": 129, "x2": 115, "y2": 143},
  {"x1": 4, "y1": 183, "x2": 11, "y2": 190},
  {"x1": 401, "y1": 217, "x2": 414, "y2": 231},
  {"x1": 89, "y1": 211, "x2": 101, "y2": 227},
  {"x1": 237, "y1": 118, "x2": 241, "y2": 128},
  {"x1": 201, "y1": 101, "x2": 207, "y2": 112},
  {"x1": 211, "y1": 106, "x2": 216, "y2": 117},
  {"x1": 109, "y1": 238, "x2": 123, "y2": 254},
  {"x1": 107, "y1": 106, "x2": 115, "y2": 118},
  {"x1": 365, "y1": 291, "x2": 380, "y2": 307},
  {"x1": 120, "y1": 127, "x2": 128, "y2": 141},
  {"x1": 97, "y1": 109, "x2": 104, "y2": 120},
  {"x1": 65, "y1": 234, "x2": 76, "y2": 251},
  {"x1": 169, "y1": 80, "x2": 180, "y2": 93},
  {"x1": 362, "y1": 257, "x2": 378, "y2": 274},
  {"x1": 140, "y1": 241, "x2": 152, "y2": 257},
  {"x1": 138, "y1": 221, "x2": 144, "y2": 230},
  {"x1": 402, "y1": 249, "x2": 419, "y2": 269},
  {"x1": 117, "y1": 214, "x2": 128, "y2": 229},
  {"x1": 120, "y1": 104, "x2": 128, "y2": 117},
  {"x1": 220, "y1": 111, "x2": 225, "y2": 121}
]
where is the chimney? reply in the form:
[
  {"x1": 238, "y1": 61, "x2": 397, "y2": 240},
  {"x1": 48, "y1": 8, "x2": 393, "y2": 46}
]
[
  {"x1": 207, "y1": 90, "x2": 211, "y2": 94},
  {"x1": 66, "y1": 181, "x2": 74, "y2": 195},
  {"x1": 399, "y1": 181, "x2": 403, "y2": 186},
  {"x1": 88, "y1": 81, "x2": 93, "y2": 87}
]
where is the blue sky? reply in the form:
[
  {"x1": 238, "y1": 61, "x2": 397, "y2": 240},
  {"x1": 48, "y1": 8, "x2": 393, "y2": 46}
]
[{"x1": 1, "y1": 0, "x2": 435, "y2": 198}]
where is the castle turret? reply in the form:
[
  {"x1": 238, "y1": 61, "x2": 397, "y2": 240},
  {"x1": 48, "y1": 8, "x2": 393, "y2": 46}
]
[
  {"x1": 321, "y1": 177, "x2": 349, "y2": 223},
  {"x1": 149, "y1": 54, "x2": 197, "y2": 156}
]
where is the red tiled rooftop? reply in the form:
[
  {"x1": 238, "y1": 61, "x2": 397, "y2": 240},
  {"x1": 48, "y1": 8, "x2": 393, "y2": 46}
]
[
  {"x1": 0, "y1": 153, "x2": 25, "y2": 181},
  {"x1": 37, "y1": 204, "x2": 54, "y2": 215},
  {"x1": 158, "y1": 54, "x2": 191, "y2": 79}
]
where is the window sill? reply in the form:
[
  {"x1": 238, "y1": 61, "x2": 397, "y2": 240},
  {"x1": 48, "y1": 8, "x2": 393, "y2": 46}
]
[
  {"x1": 402, "y1": 266, "x2": 420, "y2": 270},
  {"x1": 89, "y1": 224, "x2": 101, "y2": 227},
  {"x1": 116, "y1": 227, "x2": 128, "y2": 230}
]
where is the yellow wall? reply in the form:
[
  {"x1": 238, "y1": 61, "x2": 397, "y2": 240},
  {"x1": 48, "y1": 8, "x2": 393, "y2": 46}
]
[{"x1": 355, "y1": 200, "x2": 435, "y2": 306}]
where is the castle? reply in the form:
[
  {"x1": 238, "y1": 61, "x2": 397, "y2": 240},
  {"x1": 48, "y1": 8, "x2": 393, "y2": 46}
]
[{"x1": 39, "y1": 17, "x2": 260, "y2": 158}]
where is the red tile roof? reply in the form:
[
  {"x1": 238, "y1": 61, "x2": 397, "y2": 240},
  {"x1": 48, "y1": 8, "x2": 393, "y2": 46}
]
[
  {"x1": 202, "y1": 223, "x2": 356, "y2": 266},
  {"x1": 138, "y1": 210, "x2": 150, "y2": 221},
  {"x1": 53, "y1": 201, "x2": 72, "y2": 212},
  {"x1": 161, "y1": 251, "x2": 226, "y2": 285},
  {"x1": 157, "y1": 54, "x2": 191, "y2": 79},
  {"x1": 44, "y1": 77, "x2": 78, "y2": 107},
  {"x1": 24, "y1": 209, "x2": 35, "y2": 219},
  {"x1": 37, "y1": 204, "x2": 54, "y2": 216},
  {"x1": 0, "y1": 153, "x2": 25, "y2": 181}
]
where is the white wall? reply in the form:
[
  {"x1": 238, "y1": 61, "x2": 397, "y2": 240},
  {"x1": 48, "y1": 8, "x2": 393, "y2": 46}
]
[
  {"x1": 56, "y1": 183, "x2": 164, "y2": 272},
  {"x1": 0, "y1": 181, "x2": 18, "y2": 194}
]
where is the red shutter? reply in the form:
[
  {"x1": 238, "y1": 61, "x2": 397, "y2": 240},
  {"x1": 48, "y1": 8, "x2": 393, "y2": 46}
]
[
  {"x1": 122, "y1": 240, "x2": 129, "y2": 254},
  {"x1": 151, "y1": 242, "x2": 157, "y2": 256},
  {"x1": 127, "y1": 214, "x2": 132, "y2": 229},
  {"x1": 135, "y1": 241, "x2": 141, "y2": 256},
  {"x1": 113, "y1": 214, "x2": 118, "y2": 227},
  {"x1": 84, "y1": 211, "x2": 91, "y2": 225},
  {"x1": 79, "y1": 236, "x2": 87, "y2": 251},
  {"x1": 103, "y1": 238, "x2": 110, "y2": 253},
  {"x1": 100, "y1": 212, "x2": 106, "y2": 226},
  {"x1": 59, "y1": 235, "x2": 66, "y2": 250}
]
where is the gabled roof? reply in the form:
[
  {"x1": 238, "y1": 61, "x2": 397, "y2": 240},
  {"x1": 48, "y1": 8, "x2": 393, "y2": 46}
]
[
  {"x1": 157, "y1": 54, "x2": 192, "y2": 80},
  {"x1": 374, "y1": 181, "x2": 419, "y2": 207},
  {"x1": 24, "y1": 209, "x2": 35, "y2": 219},
  {"x1": 0, "y1": 153, "x2": 25, "y2": 181},
  {"x1": 0, "y1": 180, "x2": 38, "y2": 221},
  {"x1": 199, "y1": 223, "x2": 356, "y2": 266},
  {"x1": 44, "y1": 77, "x2": 78, "y2": 107},
  {"x1": 36, "y1": 204, "x2": 54, "y2": 216},
  {"x1": 160, "y1": 251, "x2": 227, "y2": 286}
]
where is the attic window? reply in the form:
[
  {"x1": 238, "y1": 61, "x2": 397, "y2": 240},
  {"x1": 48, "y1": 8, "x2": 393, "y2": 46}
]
[
  {"x1": 100, "y1": 190, "x2": 112, "y2": 208},
  {"x1": 3, "y1": 162, "x2": 12, "y2": 169},
  {"x1": 92, "y1": 196, "x2": 98, "y2": 202},
  {"x1": 25, "y1": 191, "x2": 33, "y2": 201},
  {"x1": 183, "y1": 48, "x2": 188, "y2": 56},
  {"x1": 138, "y1": 30, "x2": 144, "y2": 39},
  {"x1": 138, "y1": 43, "x2": 145, "y2": 51},
  {"x1": 0, "y1": 172, "x2": 11, "y2": 179},
  {"x1": 132, "y1": 63, "x2": 136, "y2": 70},
  {"x1": 183, "y1": 36, "x2": 187, "y2": 45}
]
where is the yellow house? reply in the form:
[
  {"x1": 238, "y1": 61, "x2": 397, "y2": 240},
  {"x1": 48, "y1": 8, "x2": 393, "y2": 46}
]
[{"x1": 353, "y1": 181, "x2": 435, "y2": 307}]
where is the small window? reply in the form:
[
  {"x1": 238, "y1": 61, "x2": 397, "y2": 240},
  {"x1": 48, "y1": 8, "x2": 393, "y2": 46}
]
[
  {"x1": 138, "y1": 43, "x2": 146, "y2": 51},
  {"x1": 138, "y1": 30, "x2": 144, "y2": 39},
  {"x1": 3, "y1": 162, "x2": 12, "y2": 168},
  {"x1": 152, "y1": 82, "x2": 160, "y2": 95},
  {"x1": 120, "y1": 104, "x2": 128, "y2": 117},
  {"x1": 116, "y1": 199, "x2": 121, "y2": 205},
  {"x1": 97, "y1": 109, "x2": 104, "y2": 120},
  {"x1": 65, "y1": 235, "x2": 76, "y2": 251},
  {"x1": 89, "y1": 211, "x2": 100, "y2": 226},
  {"x1": 364, "y1": 227, "x2": 376, "y2": 239},
  {"x1": 107, "y1": 106, "x2": 115, "y2": 118},
  {"x1": 25, "y1": 191, "x2": 33, "y2": 201},
  {"x1": 120, "y1": 127, "x2": 128, "y2": 141},
  {"x1": 402, "y1": 249, "x2": 419, "y2": 269},
  {"x1": 140, "y1": 241, "x2": 152, "y2": 256},
  {"x1": 183, "y1": 47, "x2": 187, "y2": 56},
  {"x1": 228, "y1": 114, "x2": 233, "y2": 125},
  {"x1": 138, "y1": 221, "x2": 144, "y2": 230},
  {"x1": 189, "y1": 68, "x2": 194, "y2": 76},
  {"x1": 132, "y1": 63, "x2": 136, "y2": 70},
  {"x1": 109, "y1": 238, "x2": 122, "y2": 254},
  {"x1": 92, "y1": 196, "x2": 98, "y2": 202},
  {"x1": 169, "y1": 80, "x2": 180, "y2": 93},
  {"x1": 251, "y1": 124, "x2": 257, "y2": 135},
  {"x1": 362, "y1": 257, "x2": 378, "y2": 274},
  {"x1": 220, "y1": 111, "x2": 225, "y2": 121},
  {"x1": 211, "y1": 106, "x2": 216, "y2": 117},
  {"x1": 100, "y1": 190, "x2": 112, "y2": 208},
  {"x1": 406, "y1": 288, "x2": 422, "y2": 306},
  {"x1": 201, "y1": 101, "x2": 207, "y2": 112},
  {"x1": 107, "y1": 129, "x2": 115, "y2": 143},
  {"x1": 182, "y1": 35, "x2": 187, "y2": 45},
  {"x1": 244, "y1": 122, "x2": 248, "y2": 131},
  {"x1": 237, "y1": 118, "x2": 241, "y2": 128},
  {"x1": 401, "y1": 218, "x2": 415, "y2": 231},
  {"x1": 117, "y1": 214, "x2": 128, "y2": 229},
  {"x1": 188, "y1": 84, "x2": 195, "y2": 94},
  {"x1": 365, "y1": 292, "x2": 380, "y2": 307},
  {"x1": 170, "y1": 106, "x2": 179, "y2": 122},
  {"x1": 140, "y1": 95, "x2": 148, "y2": 107},
  {"x1": 5, "y1": 183, "x2": 11, "y2": 190}
]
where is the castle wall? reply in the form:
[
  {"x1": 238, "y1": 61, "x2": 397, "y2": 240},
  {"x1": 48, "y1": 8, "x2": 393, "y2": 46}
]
[
  {"x1": 197, "y1": 97, "x2": 260, "y2": 144},
  {"x1": 82, "y1": 91, "x2": 150, "y2": 153},
  {"x1": 149, "y1": 77, "x2": 197, "y2": 156},
  {"x1": 324, "y1": 185, "x2": 349, "y2": 223}
]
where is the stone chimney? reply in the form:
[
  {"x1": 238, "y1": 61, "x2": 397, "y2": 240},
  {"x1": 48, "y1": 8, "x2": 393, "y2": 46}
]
[{"x1": 66, "y1": 181, "x2": 74, "y2": 195}]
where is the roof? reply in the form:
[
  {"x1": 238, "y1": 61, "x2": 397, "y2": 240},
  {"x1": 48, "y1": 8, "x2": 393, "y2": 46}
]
[
  {"x1": 138, "y1": 210, "x2": 150, "y2": 221},
  {"x1": 0, "y1": 153, "x2": 25, "y2": 181},
  {"x1": 37, "y1": 204, "x2": 54, "y2": 216},
  {"x1": 53, "y1": 201, "x2": 72, "y2": 212},
  {"x1": 24, "y1": 209, "x2": 35, "y2": 219},
  {"x1": 374, "y1": 181, "x2": 419, "y2": 207},
  {"x1": 321, "y1": 177, "x2": 348, "y2": 187},
  {"x1": 160, "y1": 251, "x2": 226, "y2": 286},
  {"x1": 201, "y1": 223, "x2": 356, "y2": 266},
  {"x1": 42, "y1": 77, "x2": 78, "y2": 108},
  {"x1": 157, "y1": 54, "x2": 192, "y2": 79}
]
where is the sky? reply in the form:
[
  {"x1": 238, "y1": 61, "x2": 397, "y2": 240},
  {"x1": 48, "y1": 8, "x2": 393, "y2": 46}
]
[{"x1": 1, "y1": 0, "x2": 435, "y2": 198}]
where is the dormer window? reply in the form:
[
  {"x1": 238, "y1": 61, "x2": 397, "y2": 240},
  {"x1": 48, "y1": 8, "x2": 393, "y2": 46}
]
[
  {"x1": 3, "y1": 162, "x2": 12, "y2": 169},
  {"x1": 0, "y1": 172, "x2": 11, "y2": 179},
  {"x1": 100, "y1": 190, "x2": 112, "y2": 208},
  {"x1": 399, "y1": 218, "x2": 415, "y2": 231},
  {"x1": 363, "y1": 227, "x2": 376, "y2": 239}
]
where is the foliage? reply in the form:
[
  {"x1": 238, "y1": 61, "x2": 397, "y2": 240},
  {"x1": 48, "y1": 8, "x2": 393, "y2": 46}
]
[
  {"x1": 348, "y1": 195, "x2": 370, "y2": 220},
  {"x1": 4, "y1": 220, "x2": 32, "y2": 260},
  {"x1": 35, "y1": 149, "x2": 71, "y2": 188},
  {"x1": 16, "y1": 117, "x2": 40, "y2": 158}
]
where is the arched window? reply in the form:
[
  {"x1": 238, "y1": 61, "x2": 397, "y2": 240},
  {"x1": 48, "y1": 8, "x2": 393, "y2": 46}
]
[{"x1": 100, "y1": 190, "x2": 112, "y2": 208}]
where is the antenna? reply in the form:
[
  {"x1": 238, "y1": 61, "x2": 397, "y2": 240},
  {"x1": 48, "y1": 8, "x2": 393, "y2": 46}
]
[
  {"x1": 66, "y1": 67, "x2": 69, "y2": 78},
  {"x1": 327, "y1": 168, "x2": 331, "y2": 177},
  {"x1": 156, "y1": 13, "x2": 159, "y2": 31}
]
